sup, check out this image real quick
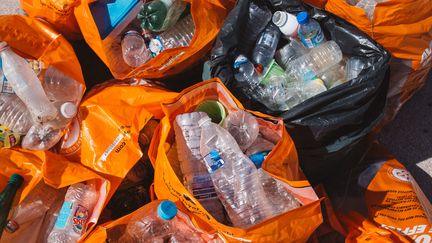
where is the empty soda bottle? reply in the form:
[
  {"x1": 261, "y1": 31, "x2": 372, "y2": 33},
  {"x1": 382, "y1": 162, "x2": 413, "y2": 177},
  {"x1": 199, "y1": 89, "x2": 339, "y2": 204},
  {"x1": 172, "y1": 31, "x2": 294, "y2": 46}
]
[
  {"x1": 222, "y1": 110, "x2": 259, "y2": 151},
  {"x1": 121, "y1": 30, "x2": 152, "y2": 68},
  {"x1": 47, "y1": 183, "x2": 98, "y2": 243},
  {"x1": 137, "y1": 0, "x2": 187, "y2": 32},
  {"x1": 252, "y1": 23, "x2": 281, "y2": 70},
  {"x1": 297, "y1": 11, "x2": 326, "y2": 48},
  {"x1": 119, "y1": 200, "x2": 205, "y2": 242},
  {"x1": 238, "y1": 2, "x2": 272, "y2": 54}
]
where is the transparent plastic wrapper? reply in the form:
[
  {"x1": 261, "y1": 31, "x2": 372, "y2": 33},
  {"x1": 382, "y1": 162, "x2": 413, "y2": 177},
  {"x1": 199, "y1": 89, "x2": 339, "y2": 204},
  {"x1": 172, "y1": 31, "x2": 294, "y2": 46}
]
[{"x1": 210, "y1": 0, "x2": 390, "y2": 183}]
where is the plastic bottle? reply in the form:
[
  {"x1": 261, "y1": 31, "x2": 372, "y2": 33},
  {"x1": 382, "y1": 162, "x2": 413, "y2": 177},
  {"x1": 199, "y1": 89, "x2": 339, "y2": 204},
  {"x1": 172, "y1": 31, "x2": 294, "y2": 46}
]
[
  {"x1": 238, "y1": 2, "x2": 272, "y2": 54},
  {"x1": 222, "y1": 110, "x2": 259, "y2": 151},
  {"x1": 233, "y1": 55, "x2": 267, "y2": 101},
  {"x1": 275, "y1": 39, "x2": 308, "y2": 70},
  {"x1": 42, "y1": 66, "x2": 84, "y2": 104},
  {"x1": 47, "y1": 183, "x2": 98, "y2": 243},
  {"x1": 121, "y1": 31, "x2": 152, "y2": 68},
  {"x1": 21, "y1": 124, "x2": 64, "y2": 151},
  {"x1": 199, "y1": 115, "x2": 274, "y2": 228},
  {"x1": 285, "y1": 40, "x2": 343, "y2": 83},
  {"x1": 321, "y1": 62, "x2": 347, "y2": 89},
  {"x1": 138, "y1": 0, "x2": 187, "y2": 32},
  {"x1": 355, "y1": 0, "x2": 380, "y2": 20},
  {"x1": 0, "y1": 94, "x2": 33, "y2": 134},
  {"x1": 345, "y1": 56, "x2": 368, "y2": 81},
  {"x1": 6, "y1": 182, "x2": 63, "y2": 233},
  {"x1": 120, "y1": 200, "x2": 205, "y2": 242},
  {"x1": 258, "y1": 169, "x2": 301, "y2": 214},
  {"x1": 297, "y1": 11, "x2": 326, "y2": 48},
  {"x1": 252, "y1": 23, "x2": 281, "y2": 70},
  {"x1": 149, "y1": 14, "x2": 195, "y2": 57},
  {"x1": 272, "y1": 11, "x2": 299, "y2": 38},
  {"x1": 0, "y1": 42, "x2": 58, "y2": 124},
  {"x1": 174, "y1": 112, "x2": 227, "y2": 223}
]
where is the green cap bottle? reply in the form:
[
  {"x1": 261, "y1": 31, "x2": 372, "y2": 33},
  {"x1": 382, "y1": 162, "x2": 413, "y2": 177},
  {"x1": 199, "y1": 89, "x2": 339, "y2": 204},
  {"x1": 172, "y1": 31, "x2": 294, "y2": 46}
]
[{"x1": 0, "y1": 174, "x2": 23, "y2": 237}]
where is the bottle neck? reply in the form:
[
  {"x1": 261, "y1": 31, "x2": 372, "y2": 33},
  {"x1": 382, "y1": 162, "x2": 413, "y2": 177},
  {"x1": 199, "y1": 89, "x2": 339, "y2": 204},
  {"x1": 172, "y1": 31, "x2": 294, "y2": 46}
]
[{"x1": 0, "y1": 183, "x2": 20, "y2": 205}]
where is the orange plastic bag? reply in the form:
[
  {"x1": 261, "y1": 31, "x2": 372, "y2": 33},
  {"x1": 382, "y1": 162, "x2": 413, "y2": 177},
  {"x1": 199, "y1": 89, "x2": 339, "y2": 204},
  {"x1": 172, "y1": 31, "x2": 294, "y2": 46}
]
[
  {"x1": 0, "y1": 148, "x2": 113, "y2": 242},
  {"x1": 74, "y1": 0, "x2": 231, "y2": 79},
  {"x1": 150, "y1": 79, "x2": 322, "y2": 242},
  {"x1": 0, "y1": 15, "x2": 84, "y2": 87},
  {"x1": 57, "y1": 79, "x2": 178, "y2": 179},
  {"x1": 84, "y1": 200, "x2": 222, "y2": 242},
  {"x1": 325, "y1": 0, "x2": 432, "y2": 124},
  {"x1": 20, "y1": 0, "x2": 82, "y2": 40}
]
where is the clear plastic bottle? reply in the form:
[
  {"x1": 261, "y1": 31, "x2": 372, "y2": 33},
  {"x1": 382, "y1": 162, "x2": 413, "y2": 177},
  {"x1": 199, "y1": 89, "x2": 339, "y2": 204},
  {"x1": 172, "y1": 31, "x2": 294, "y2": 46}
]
[
  {"x1": 121, "y1": 31, "x2": 152, "y2": 68},
  {"x1": 355, "y1": 0, "x2": 378, "y2": 20},
  {"x1": 0, "y1": 94, "x2": 33, "y2": 134},
  {"x1": 119, "y1": 200, "x2": 205, "y2": 243},
  {"x1": 272, "y1": 11, "x2": 299, "y2": 38},
  {"x1": 199, "y1": 115, "x2": 274, "y2": 228},
  {"x1": 149, "y1": 15, "x2": 195, "y2": 56},
  {"x1": 137, "y1": 0, "x2": 187, "y2": 32},
  {"x1": 222, "y1": 110, "x2": 259, "y2": 151},
  {"x1": 345, "y1": 56, "x2": 368, "y2": 81},
  {"x1": 0, "y1": 42, "x2": 58, "y2": 124},
  {"x1": 47, "y1": 183, "x2": 98, "y2": 243},
  {"x1": 238, "y1": 2, "x2": 272, "y2": 54},
  {"x1": 275, "y1": 39, "x2": 308, "y2": 70},
  {"x1": 174, "y1": 112, "x2": 227, "y2": 223},
  {"x1": 258, "y1": 169, "x2": 301, "y2": 214},
  {"x1": 297, "y1": 11, "x2": 326, "y2": 48},
  {"x1": 285, "y1": 40, "x2": 343, "y2": 83},
  {"x1": 233, "y1": 55, "x2": 267, "y2": 101},
  {"x1": 252, "y1": 23, "x2": 281, "y2": 70},
  {"x1": 42, "y1": 66, "x2": 84, "y2": 105}
]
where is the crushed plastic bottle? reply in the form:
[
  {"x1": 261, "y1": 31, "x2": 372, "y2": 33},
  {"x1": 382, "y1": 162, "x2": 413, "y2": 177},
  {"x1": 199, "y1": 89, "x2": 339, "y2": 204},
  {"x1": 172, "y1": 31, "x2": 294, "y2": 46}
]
[
  {"x1": 0, "y1": 42, "x2": 57, "y2": 124},
  {"x1": 297, "y1": 11, "x2": 326, "y2": 48},
  {"x1": 199, "y1": 115, "x2": 275, "y2": 228},
  {"x1": 47, "y1": 183, "x2": 98, "y2": 243},
  {"x1": 121, "y1": 30, "x2": 152, "y2": 68},
  {"x1": 138, "y1": 0, "x2": 187, "y2": 32},
  {"x1": 174, "y1": 112, "x2": 227, "y2": 223},
  {"x1": 119, "y1": 200, "x2": 205, "y2": 243},
  {"x1": 222, "y1": 110, "x2": 259, "y2": 151},
  {"x1": 252, "y1": 23, "x2": 281, "y2": 70},
  {"x1": 149, "y1": 14, "x2": 195, "y2": 57}
]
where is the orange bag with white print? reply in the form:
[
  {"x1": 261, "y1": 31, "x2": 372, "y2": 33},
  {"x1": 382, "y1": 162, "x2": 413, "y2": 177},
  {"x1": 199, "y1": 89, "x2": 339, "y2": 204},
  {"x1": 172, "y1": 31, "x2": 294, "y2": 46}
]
[
  {"x1": 74, "y1": 0, "x2": 232, "y2": 79},
  {"x1": 150, "y1": 79, "x2": 322, "y2": 242},
  {"x1": 325, "y1": 0, "x2": 432, "y2": 125},
  {"x1": 84, "y1": 200, "x2": 223, "y2": 242},
  {"x1": 0, "y1": 148, "x2": 113, "y2": 243},
  {"x1": 20, "y1": 0, "x2": 82, "y2": 40},
  {"x1": 56, "y1": 79, "x2": 177, "y2": 179}
]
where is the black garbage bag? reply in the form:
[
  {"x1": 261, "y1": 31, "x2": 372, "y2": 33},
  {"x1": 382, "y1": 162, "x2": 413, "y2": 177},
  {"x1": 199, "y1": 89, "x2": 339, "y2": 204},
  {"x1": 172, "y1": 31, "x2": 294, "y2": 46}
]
[{"x1": 210, "y1": 0, "x2": 390, "y2": 184}]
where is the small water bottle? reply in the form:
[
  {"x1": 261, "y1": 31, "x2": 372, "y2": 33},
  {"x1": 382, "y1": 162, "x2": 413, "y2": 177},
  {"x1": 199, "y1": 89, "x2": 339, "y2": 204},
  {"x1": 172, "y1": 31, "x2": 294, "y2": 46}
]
[
  {"x1": 297, "y1": 11, "x2": 326, "y2": 48},
  {"x1": 121, "y1": 31, "x2": 152, "y2": 68},
  {"x1": 252, "y1": 23, "x2": 281, "y2": 70}
]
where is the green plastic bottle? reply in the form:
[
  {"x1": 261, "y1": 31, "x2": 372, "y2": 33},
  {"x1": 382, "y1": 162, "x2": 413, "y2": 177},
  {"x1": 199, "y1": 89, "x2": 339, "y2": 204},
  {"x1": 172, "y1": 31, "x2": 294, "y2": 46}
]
[
  {"x1": 137, "y1": 0, "x2": 187, "y2": 32},
  {"x1": 0, "y1": 174, "x2": 23, "y2": 238}
]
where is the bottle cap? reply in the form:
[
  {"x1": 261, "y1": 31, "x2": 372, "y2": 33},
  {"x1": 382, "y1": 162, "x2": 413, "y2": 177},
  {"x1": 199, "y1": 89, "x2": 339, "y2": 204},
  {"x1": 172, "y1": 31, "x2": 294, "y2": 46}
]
[
  {"x1": 157, "y1": 200, "x2": 178, "y2": 220},
  {"x1": 249, "y1": 151, "x2": 270, "y2": 168},
  {"x1": 233, "y1": 55, "x2": 249, "y2": 69},
  {"x1": 273, "y1": 11, "x2": 299, "y2": 37},
  {"x1": 0, "y1": 41, "x2": 9, "y2": 52},
  {"x1": 9, "y1": 174, "x2": 24, "y2": 187},
  {"x1": 195, "y1": 100, "x2": 227, "y2": 125},
  {"x1": 60, "y1": 102, "x2": 78, "y2": 119},
  {"x1": 296, "y1": 11, "x2": 310, "y2": 25},
  {"x1": 5, "y1": 220, "x2": 19, "y2": 233}
]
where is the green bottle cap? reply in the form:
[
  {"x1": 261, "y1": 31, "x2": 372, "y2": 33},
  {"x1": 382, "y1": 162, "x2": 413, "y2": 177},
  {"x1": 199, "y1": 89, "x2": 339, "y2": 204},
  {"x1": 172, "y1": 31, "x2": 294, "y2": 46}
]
[
  {"x1": 195, "y1": 100, "x2": 227, "y2": 125},
  {"x1": 9, "y1": 174, "x2": 24, "y2": 187}
]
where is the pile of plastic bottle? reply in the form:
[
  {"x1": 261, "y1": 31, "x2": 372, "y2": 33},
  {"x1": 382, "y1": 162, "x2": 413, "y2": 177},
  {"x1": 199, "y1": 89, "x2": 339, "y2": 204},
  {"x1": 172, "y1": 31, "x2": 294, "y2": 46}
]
[
  {"x1": 121, "y1": 0, "x2": 195, "y2": 68},
  {"x1": 0, "y1": 42, "x2": 84, "y2": 150},
  {"x1": 232, "y1": 3, "x2": 370, "y2": 111}
]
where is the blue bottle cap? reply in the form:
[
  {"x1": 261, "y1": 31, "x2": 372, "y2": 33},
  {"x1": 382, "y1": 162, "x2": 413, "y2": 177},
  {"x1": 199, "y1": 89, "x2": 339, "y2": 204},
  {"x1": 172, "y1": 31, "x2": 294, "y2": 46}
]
[
  {"x1": 157, "y1": 200, "x2": 178, "y2": 220},
  {"x1": 249, "y1": 151, "x2": 270, "y2": 169},
  {"x1": 296, "y1": 11, "x2": 310, "y2": 25}
]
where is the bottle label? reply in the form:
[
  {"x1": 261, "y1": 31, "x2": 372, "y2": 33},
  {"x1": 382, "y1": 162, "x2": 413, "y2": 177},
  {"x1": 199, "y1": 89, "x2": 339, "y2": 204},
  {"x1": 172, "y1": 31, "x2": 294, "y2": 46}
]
[
  {"x1": 257, "y1": 32, "x2": 276, "y2": 47},
  {"x1": 203, "y1": 150, "x2": 225, "y2": 173},
  {"x1": 187, "y1": 174, "x2": 218, "y2": 200},
  {"x1": 0, "y1": 124, "x2": 20, "y2": 148},
  {"x1": 72, "y1": 204, "x2": 89, "y2": 234},
  {"x1": 0, "y1": 58, "x2": 44, "y2": 94},
  {"x1": 55, "y1": 201, "x2": 73, "y2": 229},
  {"x1": 149, "y1": 36, "x2": 164, "y2": 57},
  {"x1": 300, "y1": 28, "x2": 325, "y2": 48},
  {"x1": 233, "y1": 55, "x2": 248, "y2": 69}
]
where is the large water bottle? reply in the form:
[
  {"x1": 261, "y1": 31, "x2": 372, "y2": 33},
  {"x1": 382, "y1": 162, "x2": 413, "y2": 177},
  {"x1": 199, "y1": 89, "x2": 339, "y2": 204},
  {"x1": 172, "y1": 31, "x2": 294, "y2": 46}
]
[
  {"x1": 238, "y1": 2, "x2": 272, "y2": 55},
  {"x1": 174, "y1": 112, "x2": 227, "y2": 223},
  {"x1": 119, "y1": 200, "x2": 205, "y2": 242},
  {"x1": 138, "y1": 0, "x2": 187, "y2": 32},
  {"x1": 297, "y1": 11, "x2": 326, "y2": 48},
  {"x1": 0, "y1": 42, "x2": 58, "y2": 124},
  {"x1": 258, "y1": 169, "x2": 300, "y2": 214},
  {"x1": 0, "y1": 94, "x2": 33, "y2": 134},
  {"x1": 149, "y1": 15, "x2": 195, "y2": 56},
  {"x1": 222, "y1": 110, "x2": 259, "y2": 151},
  {"x1": 285, "y1": 40, "x2": 343, "y2": 83},
  {"x1": 252, "y1": 23, "x2": 281, "y2": 70},
  {"x1": 47, "y1": 183, "x2": 98, "y2": 243},
  {"x1": 121, "y1": 31, "x2": 152, "y2": 68},
  {"x1": 199, "y1": 115, "x2": 274, "y2": 228}
]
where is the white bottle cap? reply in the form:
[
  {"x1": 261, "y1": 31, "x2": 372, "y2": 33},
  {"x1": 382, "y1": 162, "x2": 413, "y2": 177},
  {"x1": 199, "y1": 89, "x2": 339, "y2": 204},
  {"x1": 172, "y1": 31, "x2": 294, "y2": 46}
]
[
  {"x1": 60, "y1": 102, "x2": 78, "y2": 119},
  {"x1": 272, "y1": 11, "x2": 299, "y2": 37}
]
